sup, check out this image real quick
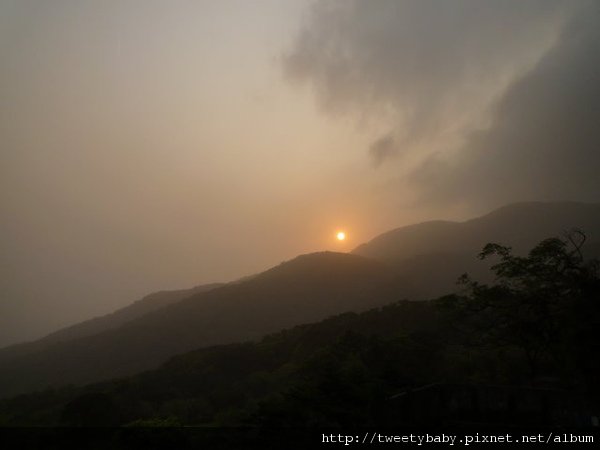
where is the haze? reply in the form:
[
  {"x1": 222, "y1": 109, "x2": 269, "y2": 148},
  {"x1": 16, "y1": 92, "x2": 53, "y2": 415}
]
[{"x1": 1, "y1": 0, "x2": 599, "y2": 346}]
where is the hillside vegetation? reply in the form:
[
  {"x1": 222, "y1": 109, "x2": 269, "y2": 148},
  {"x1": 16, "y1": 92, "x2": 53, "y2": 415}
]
[
  {"x1": 1, "y1": 233, "x2": 598, "y2": 427},
  {"x1": 0, "y1": 202, "x2": 598, "y2": 401}
]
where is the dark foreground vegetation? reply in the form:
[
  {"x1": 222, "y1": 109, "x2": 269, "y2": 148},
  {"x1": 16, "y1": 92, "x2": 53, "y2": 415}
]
[{"x1": 0, "y1": 234, "x2": 598, "y2": 427}]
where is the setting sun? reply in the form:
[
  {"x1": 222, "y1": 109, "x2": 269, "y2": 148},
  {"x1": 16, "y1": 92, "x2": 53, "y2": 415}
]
[{"x1": 336, "y1": 231, "x2": 346, "y2": 241}]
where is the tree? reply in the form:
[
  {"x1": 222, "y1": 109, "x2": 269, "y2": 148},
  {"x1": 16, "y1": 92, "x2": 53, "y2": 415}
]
[
  {"x1": 443, "y1": 231, "x2": 599, "y2": 383},
  {"x1": 61, "y1": 392, "x2": 119, "y2": 426}
]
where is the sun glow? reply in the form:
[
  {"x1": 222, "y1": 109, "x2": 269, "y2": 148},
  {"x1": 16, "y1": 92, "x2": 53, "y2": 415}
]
[{"x1": 336, "y1": 231, "x2": 346, "y2": 241}]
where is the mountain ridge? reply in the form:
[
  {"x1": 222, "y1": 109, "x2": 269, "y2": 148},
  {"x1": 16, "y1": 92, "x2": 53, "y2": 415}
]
[
  {"x1": 352, "y1": 201, "x2": 600, "y2": 299},
  {"x1": 353, "y1": 200, "x2": 600, "y2": 262},
  {"x1": 1, "y1": 201, "x2": 598, "y2": 398},
  {"x1": 0, "y1": 283, "x2": 224, "y2": 362},
  {"x1": 0, "y1": 252, "x2": 398, "y2": 397}
]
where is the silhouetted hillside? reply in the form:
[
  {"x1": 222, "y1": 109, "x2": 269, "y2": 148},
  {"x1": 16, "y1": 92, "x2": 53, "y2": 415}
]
[
  {"x1": 355, "y1": 202, "x2": 600, "y2": 260},
  {"x1": 0, "y1": 283, "x2": 223, "y2": 363},
  {"x1": 1, "y1": 202, "x2": 598, "y2": 399},
  {"x1": 0, "y1": 253, "x2": 398, "y2": 398},
  {"x1": 3, "y1": 232, "x2": 598, "y2": 428},
  {"x1": 0, "y1": 300, "x2": 445, "y2": 426},
  {"x1": 42, "y1": 283, "x2": 226, "y2": 344},
  {"x1": 354, "y1": 201, "x2": 600, "y2": 298}
]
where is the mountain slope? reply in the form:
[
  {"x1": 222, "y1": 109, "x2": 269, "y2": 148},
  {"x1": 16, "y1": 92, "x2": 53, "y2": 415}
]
[
  {"x1": 0, "y1": 252, "x2": 399, "y2": 398},
  {"x1": 0, "y1": 299, "x2": 443, "y2": 426},
  {"x1": 2, "y1": 201, "x2": 598, "y2": 399},
  {"x1": 353, "y1": 201, "x2": 600, "y2": 298},
  {"x1": 40, "y1": 283, "x2": 225, "y2": 344},
  {"x1": 354, "y1": 201, "x2": 600, "y2": 261},
  {"x1": 0, "y1": 283, "x2": 223, "y2": 363}
]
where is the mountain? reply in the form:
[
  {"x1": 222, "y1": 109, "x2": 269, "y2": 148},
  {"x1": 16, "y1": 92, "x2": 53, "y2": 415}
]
[
  {"x1": 355, "y1": 201, "x2": 600, "y2": 261},
  {"x1": 354, "y1": 201, "x2": 600, "y2": 298},
  {"x1": 0, "y1": 252, "x2": 399, "y2": 398},
  {"x1": 0, "y1": 299, "x2": 445, "y2": 426},
  {"x1": 0, "y1": 283, "x2": 223, "y2": 363},
  {"x1": 2, "y1": 264, "x2": 597, "y2": 428},
  {"x1": 1, "y1": 201, "x2": 598, "y2": 399}
]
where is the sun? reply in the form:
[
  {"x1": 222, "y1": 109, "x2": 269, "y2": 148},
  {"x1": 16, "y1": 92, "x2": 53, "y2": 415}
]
[{"x1": 336, "y1": 231, "x2": 346, "y2": 241}]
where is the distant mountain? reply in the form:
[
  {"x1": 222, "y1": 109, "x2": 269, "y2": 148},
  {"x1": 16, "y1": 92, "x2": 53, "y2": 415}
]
[
  {"x1": 0, "y1": 283, "x2": 223, "y2": 363},
  {"x1": 42, "y1": 283, "x2": 225, "y2": 344},
  {"x1": 0, "y1": 300, "x2": 442, "y2": 426},
  {"x1": 0, "y1": 253, "x2": 398, "y2": 398},
  {"x1": 1, "y1": 201, "x2": 598, "y2": 399},
  {"x1": 354, "y1": 201, "x2": 600, "y2": 298},
  {"x1": 355, "y1": 201, "x2": 600, "y2": 260}
]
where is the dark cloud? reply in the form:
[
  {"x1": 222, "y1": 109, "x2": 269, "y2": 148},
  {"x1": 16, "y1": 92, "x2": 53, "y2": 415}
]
[
  {"x1": 411, "y1": 4, "x2": 600, "y2": 207},
  {"x1": 285, "y1": 0, "x2": 569, "y2": 141},
  {"x1": 284, "y1": 0, "x2": 599, "y2": 207},
  {"x1": 369, "y1": 133, "x2": 398, "y2": 166}
]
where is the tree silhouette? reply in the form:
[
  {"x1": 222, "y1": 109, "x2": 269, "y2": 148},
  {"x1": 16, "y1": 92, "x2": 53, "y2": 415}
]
[
  {"x1": 445, "y1": 231, "x2": 599, "y2": 383},
  {"x1": 61, "y1": 392, "x2": 119, "y2": 426}
]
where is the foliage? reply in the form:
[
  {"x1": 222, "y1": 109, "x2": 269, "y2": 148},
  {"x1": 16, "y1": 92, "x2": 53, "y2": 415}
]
[
  {"x1": 125, "y1": 416, "x2": 182, "y2": 427},
  {"x1": 0, "y1": 234, "x2": 598, "y2": 426},
  {"x1": 0, "y1": 301, "x2": 442, "y2": 426},
  {"x1": 443, "y1": 231, "x2": 600, "y2": 385}
]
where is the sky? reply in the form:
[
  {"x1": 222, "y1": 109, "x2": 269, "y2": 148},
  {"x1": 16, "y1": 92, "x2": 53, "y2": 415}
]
[{"x1": 1, "y1": 0, "x2": 599, "y2": 346}]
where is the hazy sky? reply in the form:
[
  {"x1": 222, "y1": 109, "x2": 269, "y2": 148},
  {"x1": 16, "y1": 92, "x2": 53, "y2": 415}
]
[{"x1": 1, "y1": 0, "x2": 599, "y2": 345}]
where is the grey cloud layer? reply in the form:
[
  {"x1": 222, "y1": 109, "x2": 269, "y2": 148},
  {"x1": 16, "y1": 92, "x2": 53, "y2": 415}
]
[
  {"x1": 412, "y1": 8, "x2": 600, "y2": 207},
  {"x1": 284, "y1": 0, "x2": 598, "y2": 206},
  {"x1": 369, "y1": 134, "x2": 398, "y2": 166}
]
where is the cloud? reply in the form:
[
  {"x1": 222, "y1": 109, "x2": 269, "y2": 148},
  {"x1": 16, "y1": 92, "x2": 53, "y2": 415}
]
[
  {"x1": 409, "y1": 3, "x2": 600, "y2": 207},
  {"x1": 284, "y1": 0, "x2": 600, "y2": 206},
  {"x1": 369, "y1": 133, "x2": 398, "y2": 166}
]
